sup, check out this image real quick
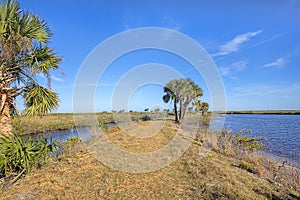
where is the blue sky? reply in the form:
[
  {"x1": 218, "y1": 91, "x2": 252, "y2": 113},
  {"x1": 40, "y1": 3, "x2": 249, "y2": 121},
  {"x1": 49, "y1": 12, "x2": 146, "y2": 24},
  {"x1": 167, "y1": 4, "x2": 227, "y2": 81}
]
[{"x1": 19, "y1": 0, "x2": 300, "y2": 112}]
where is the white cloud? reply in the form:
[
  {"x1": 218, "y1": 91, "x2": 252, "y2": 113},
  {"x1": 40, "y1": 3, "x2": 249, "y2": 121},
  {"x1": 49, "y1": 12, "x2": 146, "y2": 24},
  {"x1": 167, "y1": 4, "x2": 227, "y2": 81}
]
[
  {"x1": 219, "y1": 67, "x2": 230, "y2": 76},
  {"x1": 219, "y1": 60, "x2": 248, "y2": 78},
  {"x1": 212, "y1": 30, "x2": 263, "y2": 57},
  {"x1": 51, "y1": 75, "x2": 64, "y2": 82},
  {"x1": 232, "y1": 60, "x2": 248, "y2": 71},
  {"x1": 264, "y1": 58, "x2": 285, "y2": 68},
  {"x1": 37, "y1": 73, "x2": 64, "y2": 82}
]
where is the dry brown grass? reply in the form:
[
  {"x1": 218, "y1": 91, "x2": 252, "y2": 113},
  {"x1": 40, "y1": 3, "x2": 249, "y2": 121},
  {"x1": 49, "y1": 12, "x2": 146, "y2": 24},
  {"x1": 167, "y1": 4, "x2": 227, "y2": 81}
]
[
  {"x1": 1, "y1": 120, "x2": 299, "y2": 199},
  {"x1": 203, "y1": 130, "x2": 300, "y2": 196}
]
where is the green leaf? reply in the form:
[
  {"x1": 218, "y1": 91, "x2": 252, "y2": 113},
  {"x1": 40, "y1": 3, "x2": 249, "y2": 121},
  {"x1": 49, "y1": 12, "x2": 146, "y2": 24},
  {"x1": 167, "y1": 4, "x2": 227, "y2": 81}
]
[{"x1": 24, "y1": 84, "x2": 59, "y2": 116}]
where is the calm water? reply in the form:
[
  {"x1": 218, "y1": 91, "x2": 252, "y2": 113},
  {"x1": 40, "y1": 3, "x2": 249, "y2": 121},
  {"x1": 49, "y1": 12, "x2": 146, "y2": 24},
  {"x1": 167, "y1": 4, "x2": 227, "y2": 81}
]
[{"x1": 211, "y1": 114, "x2": 300, "y2": 165}]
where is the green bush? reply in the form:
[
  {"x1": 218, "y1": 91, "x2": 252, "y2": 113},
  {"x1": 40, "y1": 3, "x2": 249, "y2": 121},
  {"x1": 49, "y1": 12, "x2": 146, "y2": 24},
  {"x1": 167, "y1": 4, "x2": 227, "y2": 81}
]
[
  {"x1": 140, "y1": 115, "x2": 151, "y2": 121},
  {"x1": 234, "y1": 132, "x2": 264, "y2": 151},
  {"x1": 99, "y1": 120, "x2": 108, "y2": 131},
  {"x1": 0, "y1": 135, "x2": 57, "y2": 176},
  {"x1": 65, "y1": 136, "x2": 80, "y2": 148}
]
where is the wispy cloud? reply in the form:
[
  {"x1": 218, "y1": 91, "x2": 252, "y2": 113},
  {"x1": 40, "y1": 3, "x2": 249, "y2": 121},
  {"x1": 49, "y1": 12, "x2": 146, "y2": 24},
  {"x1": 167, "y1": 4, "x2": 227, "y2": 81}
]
[
  {"x1": 37, "y1": 73, "x2": 64, "y2": 82},
  {"x1": 212, "y1": 30, "x2": 263, "y2": 57},
  {"x1": 123, "y1": 22, "x2": 130, "y2": 30},
  {"x1": 264, "y1": 58, "x2": 286, "y2": 68},
  {"x1": 51, "y1": 75, "x2": 64, "y2": 82},
  {"x1": 161, "y1": 15, "x2": 183, "y2": 31},
  {"x1": 219, "y1": 60, "x2": 248, "y2": 79}
]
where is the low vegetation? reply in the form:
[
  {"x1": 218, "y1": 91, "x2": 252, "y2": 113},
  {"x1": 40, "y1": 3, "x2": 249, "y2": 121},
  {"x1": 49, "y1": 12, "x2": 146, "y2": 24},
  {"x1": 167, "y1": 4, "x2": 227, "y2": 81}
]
[
  {"x1": 0, "y1": 119, "x2": 299, "y2": 199},
  {"x1": 0, "y1": 135, "x2": 58, "y2": 189}
]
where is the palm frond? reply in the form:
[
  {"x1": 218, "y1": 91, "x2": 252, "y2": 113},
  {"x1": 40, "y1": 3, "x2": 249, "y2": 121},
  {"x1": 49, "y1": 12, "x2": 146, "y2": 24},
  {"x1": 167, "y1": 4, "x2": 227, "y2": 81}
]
[
  {"x1": 27, "y1": 46, "x2": 62, "y2": 73},
  {"x1": 14, "y1": 12, "x2": 51, "y2": 43},
  {"x1": 0, "y1": 0, "x2": 21, "y2": 36},
  {"x1": 163, "y1": 94, "x2": 171, "y2": 103},
  {"x1": 24, "y1": 83, "x2": 59, "y2": 116}
]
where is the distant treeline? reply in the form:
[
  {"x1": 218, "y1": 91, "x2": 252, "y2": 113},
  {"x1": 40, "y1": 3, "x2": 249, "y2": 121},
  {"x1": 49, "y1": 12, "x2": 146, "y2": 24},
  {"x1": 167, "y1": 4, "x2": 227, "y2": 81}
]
[{"x1": 219, "y1": 110, "x2": 300, "y2": 115}]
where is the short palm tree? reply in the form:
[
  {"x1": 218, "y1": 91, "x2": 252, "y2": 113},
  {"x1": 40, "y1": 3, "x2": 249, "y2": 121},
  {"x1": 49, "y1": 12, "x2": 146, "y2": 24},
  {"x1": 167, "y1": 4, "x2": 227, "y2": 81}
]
[
  {"x1": 0, "y1": 0, "x2": 62, "y2": 137},
  {"x1": 200, "y1": 102, "x2": 209, "y2": 116}
]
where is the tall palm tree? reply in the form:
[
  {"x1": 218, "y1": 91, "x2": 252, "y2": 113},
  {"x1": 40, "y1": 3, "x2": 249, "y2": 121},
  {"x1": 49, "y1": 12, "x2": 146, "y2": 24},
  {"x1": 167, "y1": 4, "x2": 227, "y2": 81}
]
[
  {"x1": 0, "y1": 0, "x2": 62, "y2": 137},
  {"x1": 180, "y1": 78, "x2": 203, "y2": 119},
  {"x1": 163, "y1": 78, "x2": 203, "y2": 122},
  {"x1": 163, "y1": 85, "x2": 179, "y2": 122}
]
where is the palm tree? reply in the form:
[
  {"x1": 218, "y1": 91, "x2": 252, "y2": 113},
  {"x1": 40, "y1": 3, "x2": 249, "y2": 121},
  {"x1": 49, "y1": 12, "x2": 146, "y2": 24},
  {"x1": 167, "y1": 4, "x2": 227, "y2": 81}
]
[
  {"x1": 163, "y1": 78, "x2": 203, "y2": 122},
  {"x1": 179, "y1": 78, "x2": 203, "y2": 119},
  {"x1": 0, "y1": 0, "x2": 62, "y2": 137},
  {"x1": 163, "y1": 85, "x2": 179, "y2": 122},
  {"x1": 200, "y1": 102, "x2": 209, "y2": 116}
]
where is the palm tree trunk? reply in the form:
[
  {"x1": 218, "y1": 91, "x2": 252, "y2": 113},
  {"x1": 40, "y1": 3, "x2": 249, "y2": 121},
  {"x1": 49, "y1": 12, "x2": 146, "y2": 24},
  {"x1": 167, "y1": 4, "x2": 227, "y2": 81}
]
[
  {"x1": 174, "y1": 98, "x2": 179, "y2": 122},
  {"x1": 179, "y1": 101, "x2": 183, "y2": 120},
  {"x1": 182, "y1": 105, "x2": 187, "y2": 119},
  {"x1": 0, "y1": 101, "x2": 13, "y2": 137}
]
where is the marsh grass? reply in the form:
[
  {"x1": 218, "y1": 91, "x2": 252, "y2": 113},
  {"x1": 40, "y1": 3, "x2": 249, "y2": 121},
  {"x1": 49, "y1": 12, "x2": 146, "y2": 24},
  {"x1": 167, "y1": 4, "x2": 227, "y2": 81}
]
[
  {"x1": 1, "y1": 120, "x2": 299, "y2": 199},
  {"x1": 204, "y1": 129, "x2": 300, "y2": 196},
  {"x1": 11, "y1": 112, "x2": 147, "y2": 135}
]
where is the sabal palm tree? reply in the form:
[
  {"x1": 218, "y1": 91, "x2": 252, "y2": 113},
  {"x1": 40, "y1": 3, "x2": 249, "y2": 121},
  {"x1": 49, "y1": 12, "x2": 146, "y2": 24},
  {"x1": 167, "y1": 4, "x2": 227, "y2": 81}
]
[
  {"x1": 180, "y1": 78, "x2": 203, "y2": 119},
  {"x1": 163, "y1": 78, "x2": 203, "y2": 122},
  {"x1": 200, "y1": 102, "x2": 209, "y2": 116},
  {"x1": 0, "y1": 0, "x2": 62, "y2": 137},
  {"x1": 163, "y1": 85, "x2": 179, "y2": 122}
]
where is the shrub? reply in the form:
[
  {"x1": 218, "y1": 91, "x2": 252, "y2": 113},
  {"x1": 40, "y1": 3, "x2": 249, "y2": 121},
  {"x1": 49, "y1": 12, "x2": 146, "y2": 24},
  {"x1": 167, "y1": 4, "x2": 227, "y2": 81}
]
[
  {"x1": 234, "y1": 134, "x2": 264, "y2": 151},
  {"x1": 65, "y1": 136, "x2": 80, "y2": 148},
  {"x1": 140, "y1": 115, "x2": 151, "y2": 121},
  {"x1": 99, "y1": 120, "x2": 108, "y2": 131},
  {"x1": 0, "y1": 135, "x2": 57, "y2": 176}
]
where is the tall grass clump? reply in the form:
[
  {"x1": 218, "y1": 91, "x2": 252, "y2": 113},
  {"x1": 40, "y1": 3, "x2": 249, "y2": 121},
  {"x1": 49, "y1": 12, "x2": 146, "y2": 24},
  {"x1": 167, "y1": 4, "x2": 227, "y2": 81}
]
[{"x1": 0, "y1": 135, "x2": 58, "y2": 177}]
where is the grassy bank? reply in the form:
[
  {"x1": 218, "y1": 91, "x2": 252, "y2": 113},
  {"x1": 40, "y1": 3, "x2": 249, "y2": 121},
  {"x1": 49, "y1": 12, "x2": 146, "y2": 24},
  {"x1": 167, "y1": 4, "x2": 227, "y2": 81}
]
[{"x1": 1, "y1": 120, "x2": 299, "y2": 199}]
